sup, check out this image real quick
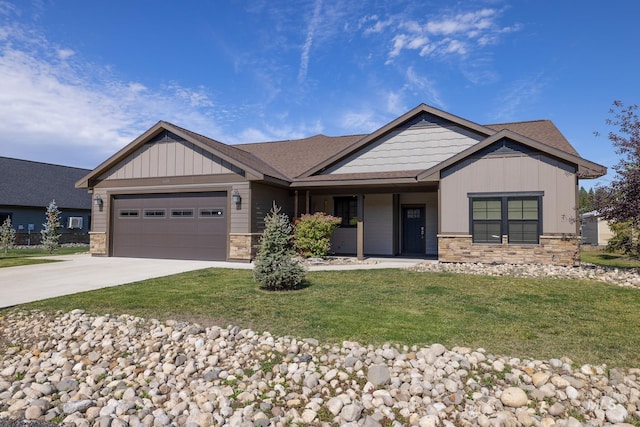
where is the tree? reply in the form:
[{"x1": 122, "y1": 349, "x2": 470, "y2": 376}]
[
  {"x1": 253, "y1": 203, "x2": 306, "y2": 291},
  {"x1": 294, "y1": 212, "x2": 342, "y2": 258},
  {"x1": 41, "y1": 200, "x2": 62, "y2": 254},
  {"x1": 578, "y1": 186, "x2": 594, "y2": 213},
  {"x1": 593, "y1": 101, "x2": 640, "y2": 256},
  {"x1": 0, "y1": 217, "x2": 16, "y2": 254}
]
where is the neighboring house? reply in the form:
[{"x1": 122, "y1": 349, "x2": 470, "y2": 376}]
[
  {"x1": 76, "y1": 104, "x2": 606, "y2": 265},
  {"x1": 581, "y1": 211, "x2": 614, "y2": 247},
  {"x1": 0, "y1": 157, "x2": 92, "y2": 245}
]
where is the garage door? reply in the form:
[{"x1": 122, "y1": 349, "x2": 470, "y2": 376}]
[{"x1": 111, "y1": 192, "x2": 227, "y2": 260}]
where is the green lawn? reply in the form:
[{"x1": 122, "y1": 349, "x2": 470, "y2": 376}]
[
  {"x1": 581, "y1": 249, "x2": 640, "y2": 269},
  {"x1": 0, "y1": 245, "x2": 89, "y2": 268},
  {"x1": 17, "y1": 267, "x2": 640, "y2": 368}
]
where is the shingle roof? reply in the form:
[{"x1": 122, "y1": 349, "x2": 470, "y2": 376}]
[
  {"x1": 485, "y1": 120, "x2": 580, "y2": 156},
  {"x1": 1, "y1": 157, "x2": 91, "y2": 209},
  {"x1": 236, "y1": 134, "x2": 364, "y2": 179}
]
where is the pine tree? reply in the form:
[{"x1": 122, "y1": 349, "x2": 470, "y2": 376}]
[
  {"x1": 0, "y1": 217, "x2": 16, "y2": 254},
  {"x1": 253, "y1": 203, "x2": 306, "y2": 291},
  {"x1": 41, "y1": 200, "x2": 62, "y2": 254}
]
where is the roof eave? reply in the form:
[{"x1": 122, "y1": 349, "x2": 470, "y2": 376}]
[
  {"x1": 291, "y1": 177, "x2": 419, "y2": 188},
  {"x1": 416, "y1": 130, "x2": 607, "y2": 181},
  {"x1": 298, "y1": 103, "x2": 496, "y2": 179}
]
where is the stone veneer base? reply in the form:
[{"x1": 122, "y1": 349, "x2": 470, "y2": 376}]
[
  {"x1": 89, "y1": 232, "x2": 107, "y2": 256},
  {"x1": 437, "y1": 234, "x2": 580, "y2": 267},
  {"x1": 229, "y1": 233, "x2": 261, "y2": 261}
]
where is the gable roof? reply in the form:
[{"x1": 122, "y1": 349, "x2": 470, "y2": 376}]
[
  {"x1": 417, "y1": 129, "x2": 606, "y2": 181},
  {"x1": 297, "y1": 103, "x2": 494, "y2": 178},
  {"x1": 76, "y1": 121, "x2": 290, "y2": 188},
  {"x1": 485, "y1": 120, "x2": 580, "y2": 156},
  {"x1": 77, "y1": 103, "x2": 606, "y2": 189},
  {"x1": 1, "y1": 157, "x2": 91, "y2": 210}
]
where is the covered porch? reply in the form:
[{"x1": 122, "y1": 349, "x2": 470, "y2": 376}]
[{"x1": 291, "y1": 183, "x2": 439, "y2": 260}]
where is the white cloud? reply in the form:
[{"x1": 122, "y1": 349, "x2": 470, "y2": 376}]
[
  {"x1": 298, "y1": 0, "x2": 323, "y2": 84},
  {"x1": 381, "y1": 7, "x2": 516, "y2": 62},
  {"x1": 491, "y1": 72, "x2": 547, "y2": 121},
  {"x1": 0, "y1": 19, "x2": 226, "y2": 168},
  {"x1": 405, "y1": 67, "x2": 445, "y2": 109},
  {"x1": 339, "y1": 109, "x2": 379, "y2": 133}
]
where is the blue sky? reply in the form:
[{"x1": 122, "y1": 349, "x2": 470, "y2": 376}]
[{"x1": 1, "y1": 1, "x2": 638, "y2": 189}]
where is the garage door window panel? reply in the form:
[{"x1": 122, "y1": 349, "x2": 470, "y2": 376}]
[
  {"x1": 119, "y1": 209, "x2": 140, "y2": 218},
  {"x1": 171, "y1": 209, "x2": 194, "y2": 218},
  {"x1": 200, "y1": 208, "x2": 224, "y2": 218},
  {"x1": 144, "y1": 209, "x2": 166, "y2": 218}
]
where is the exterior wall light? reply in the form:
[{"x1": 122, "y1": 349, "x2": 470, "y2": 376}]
[
  {"x1": 93, "y1": 194, "x2": 103, "y2": 208},
  {"x1": 231, "y1": 190, "x2": 241, "y2": 206}
]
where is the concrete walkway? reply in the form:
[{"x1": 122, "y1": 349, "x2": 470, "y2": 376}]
[{"x1": 0, "y1": 254, "x2": 424, "y2": 308}]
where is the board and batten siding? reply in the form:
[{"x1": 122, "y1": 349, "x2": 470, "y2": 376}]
[
  {"x1": 250, "y1": 182, "x2": 293, "y2": 233},
  {"x1": 324, "y1": 124, "x2": 483, "y2": 175},
  {"x1": 440, "y1": 153, "x2": 578, "y2": 235},
  {"x1": 100, "y1": 137, "x2": 242, "y2": 181}
]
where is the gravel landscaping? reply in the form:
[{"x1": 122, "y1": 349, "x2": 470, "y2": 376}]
[{"x1": 1, "y1": 262, "x2": 639, "y2": 426}]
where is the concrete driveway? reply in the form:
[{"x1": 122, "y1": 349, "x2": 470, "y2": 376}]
[
  {"x1": 0, "y1": 254, "x2": 253, "y2": 309},
  {"x1": 0, "y1": 254, "x2": 423, "y2": 309}
]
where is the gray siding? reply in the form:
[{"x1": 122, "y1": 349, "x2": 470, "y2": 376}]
[
  {"x1": 100, "y1": 136, "x2": 243, "y2": 181},
  {"x1": 324, "y1": 124, "x2": 483, "y2": 174},
  {"x1": 250, "y1": 183, "x2": 292, "y2": 233},
  {"x1": 440, "y1": 153, "x2": 578, "y2": 234},
  {"x1": 363, "y1": 194, "x2": 393, "y2": 255}
]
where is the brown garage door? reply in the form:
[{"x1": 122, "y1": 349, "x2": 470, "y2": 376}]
[{"x1": 111, "y1": 192, "x2": 227, "y2": 260}]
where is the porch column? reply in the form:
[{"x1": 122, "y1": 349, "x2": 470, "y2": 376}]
[
  {"x1": 357, "y1": 193, "x2": 364, "y2": 261},
  {"x1": 294, "y1": 190, "x2": 299, "y2": 218},
  {"x1": 305, "y1": 190, "x2": 310, "y2": 214}
]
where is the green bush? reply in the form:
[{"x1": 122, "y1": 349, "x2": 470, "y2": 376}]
[
  {"x1": 253, "y1": 204, "x2": 306, "y2": 291},
  {"x1": 294, "y1": 212, "x2": 342, "y2": 258},
  {"x1": 606, "y1": 221, "x2": 640, "y2": 258}
]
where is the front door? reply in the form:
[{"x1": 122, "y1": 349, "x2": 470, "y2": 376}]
[{"x1": 402, "y1": 206, "x2": 425, "y2": 254}]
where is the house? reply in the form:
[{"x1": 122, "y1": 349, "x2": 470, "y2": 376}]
[
  {"x1": 1, "y1": 157, "x2": 92, "y2": 245},
  {"x1": 581, "y1": 211, "x2": 614, "y2": 247},
  {"x1": 76, "y1": 104, "x2": 606, "y2": 265}
]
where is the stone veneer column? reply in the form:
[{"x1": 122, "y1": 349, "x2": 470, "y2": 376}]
[
  {"x1": 437, "y1": 234, "x2": 580, "y2": 266},
  {"x1": 89, "y1": 232, "x2": 107, "y2": 256},
  {"x1": 229, "y1": 233, "x2": 261, "y2": 261}
]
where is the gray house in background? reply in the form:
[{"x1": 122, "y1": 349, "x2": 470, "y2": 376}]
[
  {"x1": 0, "y1": 157, "x2": 91, "y2": 245},
  {"x1": 77, "y1": 104, "x2": 607, "y2": 266}
]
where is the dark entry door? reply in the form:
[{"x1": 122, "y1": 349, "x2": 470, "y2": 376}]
[{"x1": 402, "y1": 207, "x2": 425, "y2": 254}]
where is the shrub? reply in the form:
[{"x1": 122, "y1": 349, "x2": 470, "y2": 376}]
[
  {"x1": 294, "y1": 212, "x2": 342, "y2": 258},
  {"x1": 253, "y1": 204, "x2": 306, "y2": 291},
  {"x1": 0, "y1": 217, "x2": 16, "y2": 254},
  {"x1": 606, "y1": 220, "x2": 640, "y2": 257},
  {"x1": 41, "y1": 200, "x2": 62, "y2": 254}
]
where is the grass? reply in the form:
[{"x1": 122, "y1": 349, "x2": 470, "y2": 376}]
[
  {"x1": 0, "y1": 245, "x2": 89, "y2": 268},
  {"x1": 581, "y1": 249, "x2": 640, "y2": 269},
  {"x1": 16, "y1": 267, "x2": 640, "y2": 368}
]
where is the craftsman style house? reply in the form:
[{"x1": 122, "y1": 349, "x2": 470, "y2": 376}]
[{"x1": 76, "y1": 104, "x2": 606, "y2": 265}]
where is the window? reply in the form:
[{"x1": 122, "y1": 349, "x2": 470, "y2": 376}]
[
  {"x1": 507, "y1": 198, "x2": 539, "y2": 244},
  {"x1": 171, "y1": 209, "x2": 194, "y2": 218},
  {"x1": 144, "y1": 209, "x2": 165, "y2": 218},
  {"x1": 199, "y1": 208, "x2": 224, "y2": 218},
  {"x1": 334, "y1": 196, "x2": 357, "y2": 227},
  {"x1": 119, "y1": 209, "x2": 139, "y2": 218},
  {"x1": 470, "y1": 195, "x2": 541, "y2": 244}
]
